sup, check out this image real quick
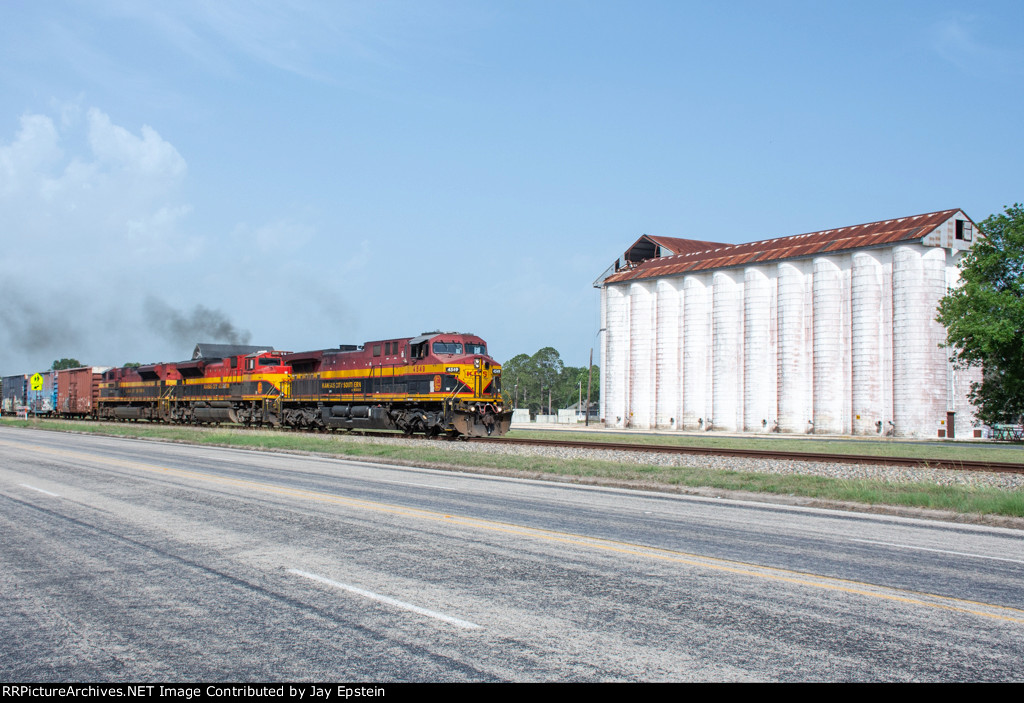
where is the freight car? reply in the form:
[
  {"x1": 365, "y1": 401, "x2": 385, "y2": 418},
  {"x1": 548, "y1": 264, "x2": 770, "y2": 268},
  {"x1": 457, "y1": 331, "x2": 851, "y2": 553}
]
[
  {"x1": 2, "y1": 374, "x2": 28, "y2": 415},
  {"x1": 3, "y1": 367, "x2": 112, "y2": 418},
  {"x1": 2, "y1": 371, "x2": 56, "y2": 415},
  {"x1": 28, "y1": 371, "x2": 56, "y2": 415},
  {"x1": 90, "y1": 332, "x2": 510, "y2": 437},
  {"x1": 57, "y1": 366, "x2": 112, "y2": 416}
]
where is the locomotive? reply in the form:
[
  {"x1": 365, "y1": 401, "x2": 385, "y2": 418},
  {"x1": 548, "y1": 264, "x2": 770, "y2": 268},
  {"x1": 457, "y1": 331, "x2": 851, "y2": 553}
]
[{"x1": 7, "y1": 332, "x2": 511, "y2": 437}]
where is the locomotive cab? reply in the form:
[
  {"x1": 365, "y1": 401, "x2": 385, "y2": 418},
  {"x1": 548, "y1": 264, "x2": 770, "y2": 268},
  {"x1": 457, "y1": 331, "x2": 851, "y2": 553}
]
[
  {"x1": 175, "y1": 350, "x2": 291, "y2": 426},
  {"x1": 412, "y1": 332, "x2": 511, "y2": 437},
  {"x1": 278, "y1": 331, "x2": 511, "y2": 437},
  {"x1": 241, "y1": 353, "x2": 290, "y2": 374}
]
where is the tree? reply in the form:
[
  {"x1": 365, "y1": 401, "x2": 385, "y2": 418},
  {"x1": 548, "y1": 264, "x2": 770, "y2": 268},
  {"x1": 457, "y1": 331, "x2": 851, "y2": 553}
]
[
  {"x1": 500, "y1": 353, "x2": 532, "y2": 409},
  {"x1": 500, "y1": 347, "x2": 599, "y2": 416},
  {"x1": 937, "y1": 203, "x2": 1024, "y2": 424},
  {"x1": 51, "y1": 358, "x2": 83, "y2": 370}
]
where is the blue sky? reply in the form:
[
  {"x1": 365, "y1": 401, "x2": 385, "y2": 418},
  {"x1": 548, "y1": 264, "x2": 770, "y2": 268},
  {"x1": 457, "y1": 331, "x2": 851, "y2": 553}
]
[{"x1": 2, "y1": 0, "x2": 1022, "y2": 372}]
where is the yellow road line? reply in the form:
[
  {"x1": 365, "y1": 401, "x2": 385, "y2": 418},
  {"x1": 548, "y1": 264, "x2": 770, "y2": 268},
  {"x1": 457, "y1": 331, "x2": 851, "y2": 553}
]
[{"x1": 4, "y1": 437, "x2": 1023, "y2": 625}]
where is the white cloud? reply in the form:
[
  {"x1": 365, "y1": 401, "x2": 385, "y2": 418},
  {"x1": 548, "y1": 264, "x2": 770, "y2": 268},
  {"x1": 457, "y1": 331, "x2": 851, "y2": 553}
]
[
  {"x1": 0, "y1": 106, "x2": 191, "y2": 261},
  {"x1": 125, "y1": 204, "x2": 199, "y2": 259},
  {"x1": 250, "y1": 219, "x2": 315, "y2": 253},
  {"x1": 0, "y1": 113, "x2": 63, "y2": 197},
  {"x1": 96, "y1": 0, "x2": 341, "y2": 81},
  {"x1": 929, "y1": 15, "x2": 1024, "y2": 76},
  {"x1": 86, "y1": 107, "x2": 186, "y2": 179},
  {"x1": 0, "y1": 105, "x2": 201, "y2": 370},
  {"x1": 96, "y1": 0, "x2": 436, "y2": 83}
]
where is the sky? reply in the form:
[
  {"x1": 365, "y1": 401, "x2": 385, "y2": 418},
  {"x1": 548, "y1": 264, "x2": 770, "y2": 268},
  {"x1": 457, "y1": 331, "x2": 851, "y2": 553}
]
[{"x1": 2, "y1": 0, "x2": 1023, "y2": 373}]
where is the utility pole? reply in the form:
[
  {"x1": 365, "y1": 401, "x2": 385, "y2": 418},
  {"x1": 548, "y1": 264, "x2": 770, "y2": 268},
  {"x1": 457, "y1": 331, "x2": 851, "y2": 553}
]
[
  {"x1": 586, "y1": 327, "x2": 605, "y2": 427},
  {"x1": 585, "y1": 347, "x2": 593, "y2": 426}
]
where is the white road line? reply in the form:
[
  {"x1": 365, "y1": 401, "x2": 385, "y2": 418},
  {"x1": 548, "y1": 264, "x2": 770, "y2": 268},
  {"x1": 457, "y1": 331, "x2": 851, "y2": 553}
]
[
  {"x1": 288, "y1": 568, "x2": 482, "y2": 630},
  {"x1": 850, "y1": 538, "x2": 1024, "y2": 565},
  {"x1": 20, "y1": 484, "x2": 59, "y2": 497}
]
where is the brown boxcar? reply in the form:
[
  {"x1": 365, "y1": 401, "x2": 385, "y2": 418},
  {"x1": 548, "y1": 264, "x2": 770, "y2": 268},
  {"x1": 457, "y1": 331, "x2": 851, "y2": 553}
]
[{"x1": 57, "y1": 366, "x2": 111, "y2": 416}]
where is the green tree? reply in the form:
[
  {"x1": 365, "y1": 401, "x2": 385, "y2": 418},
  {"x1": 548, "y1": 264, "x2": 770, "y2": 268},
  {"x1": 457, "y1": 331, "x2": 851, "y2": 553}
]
[
  {"x1": 532, "y1": 346, "x2": 564, "y2": 413},
  {"x1": 500, "y1": 353, "x2": 533, "y2": 409},
  {"x1": 501, "y1": 347, "x2": 599, "y2": 416},
  {"x1": 937, "y1": 203, "x2": 1024, "y2": 424},
  {"x1": 51, "y1": 358, "x2": 83, "y2": 370}
]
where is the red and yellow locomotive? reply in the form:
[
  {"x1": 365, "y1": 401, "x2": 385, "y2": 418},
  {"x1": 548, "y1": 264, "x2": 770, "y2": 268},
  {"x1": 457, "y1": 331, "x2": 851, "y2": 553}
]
[{"x1": 95, "y1": 332, "x2": 511, "y2": 437}]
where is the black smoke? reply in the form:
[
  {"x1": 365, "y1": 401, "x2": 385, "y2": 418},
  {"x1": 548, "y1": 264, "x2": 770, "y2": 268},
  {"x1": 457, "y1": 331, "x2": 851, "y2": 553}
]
[
  {"x1": 0, "y1": 283, "x2": 83, "y2": 353},
  {"x1": 144, "y1": 297, "x2": 251, "y2": 346}
]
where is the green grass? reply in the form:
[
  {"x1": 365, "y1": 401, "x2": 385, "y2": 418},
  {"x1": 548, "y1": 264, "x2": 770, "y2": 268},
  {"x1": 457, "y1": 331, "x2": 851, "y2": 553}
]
[{"x1": 3, "y1": 417, "x2": 1022, "y2": 518}]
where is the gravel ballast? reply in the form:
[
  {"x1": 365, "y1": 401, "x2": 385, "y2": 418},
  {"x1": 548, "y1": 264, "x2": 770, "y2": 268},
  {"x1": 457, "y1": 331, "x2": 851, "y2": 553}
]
[{"x1": 316, "y1": 433, "x2": 1024, "y2": 491}]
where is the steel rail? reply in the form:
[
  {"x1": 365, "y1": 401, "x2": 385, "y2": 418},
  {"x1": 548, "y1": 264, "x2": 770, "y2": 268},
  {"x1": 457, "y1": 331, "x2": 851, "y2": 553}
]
[
  {"x1": 8, "y1": 416, "x2": 1023, "y2": 474},
  {"x1": 467, "y1": 436, "x2": 1024, "y2": 474}
]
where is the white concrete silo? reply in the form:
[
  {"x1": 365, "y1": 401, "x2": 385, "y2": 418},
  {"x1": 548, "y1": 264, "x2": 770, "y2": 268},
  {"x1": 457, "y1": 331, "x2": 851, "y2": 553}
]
[
  {"x1": 893, "y1": 245, "x2": 947, "y2": 437},
  {"x1": 923, "y1": 247, "x2": 950, "y2": 435},
  {"x1": 655, "y1": 279, "x2": 682, "y2": 428},
  {"x1": 712, "y1": 271, "x2": 742, "y2": 431},
  {"x1": 743, "y1": 266, "x2": 775, "y2": 431},
  {"x1": 812, "y1": 257, "x2": 845, "y2": 433},
  {"x1": 944, "y1": 252, "x2": 981, "y2": 439},
  {"x1": 682, "y1": 275, "x2": 708, "y2": 430},
  {"x1": 851, "y1": 252, "x2": 883, "y2": 435},
  {"x1": 629, "y1": 281, "x2": 656, "y2": 428},
  {"x1": 603, "y1": 284, "x2": 628, "y2": 428},
  {"x1": 777, "y1": 262, "x2": 809, "y2": 432}
]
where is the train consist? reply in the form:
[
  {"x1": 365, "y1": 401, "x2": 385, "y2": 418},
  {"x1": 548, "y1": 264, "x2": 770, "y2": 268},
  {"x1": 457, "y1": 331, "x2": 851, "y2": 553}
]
[{"x1": 2, "y1": 332, "x2": 512, "y2": 437}]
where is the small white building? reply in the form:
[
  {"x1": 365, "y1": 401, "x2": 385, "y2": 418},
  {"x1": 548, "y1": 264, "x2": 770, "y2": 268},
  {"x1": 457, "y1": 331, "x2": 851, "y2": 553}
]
[{"x1": 596, "y1": 209, "x2": 982, "y2": 439}]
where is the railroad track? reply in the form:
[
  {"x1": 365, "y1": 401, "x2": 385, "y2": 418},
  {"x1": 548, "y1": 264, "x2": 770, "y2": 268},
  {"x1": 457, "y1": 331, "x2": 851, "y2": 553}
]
[
  {"x1": 467, "y1": 436, "x2": 1024, "y2": 474},
  {"x1": 8, "y1": 417, "x2": 1023, "y2": 474}
]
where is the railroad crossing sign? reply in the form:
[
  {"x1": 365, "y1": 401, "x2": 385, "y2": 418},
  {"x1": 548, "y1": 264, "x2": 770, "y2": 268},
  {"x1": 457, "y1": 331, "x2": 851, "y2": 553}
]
[{"x1": 30, "y1": 373, "x2": 44, "y2": 391}]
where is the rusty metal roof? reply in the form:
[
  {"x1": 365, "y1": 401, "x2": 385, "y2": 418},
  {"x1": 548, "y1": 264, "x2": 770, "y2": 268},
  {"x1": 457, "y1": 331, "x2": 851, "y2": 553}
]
[
  {"x1": 644, "y1": 235, "x2": 731, "y2": 255},
  {"x1": 603, "y1": 209, "x2": 961, "y2": 285},
  {"x1": 619, "y1": 233, "x2": 729, "y2": 268}
]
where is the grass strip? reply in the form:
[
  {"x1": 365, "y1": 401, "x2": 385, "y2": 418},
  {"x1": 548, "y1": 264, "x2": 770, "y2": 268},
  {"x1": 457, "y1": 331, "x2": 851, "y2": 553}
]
[{"x1": 4, "y1": 418, "x2": 1023, "y2": 518}]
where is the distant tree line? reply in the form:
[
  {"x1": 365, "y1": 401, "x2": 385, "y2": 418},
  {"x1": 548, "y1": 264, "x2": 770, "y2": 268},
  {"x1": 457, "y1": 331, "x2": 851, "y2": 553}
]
[
  {"x1": 501, "y1": 347, "x2": 599, "y2": 416},
  {"x1": 49, "y1": 359, "x2": 141, "y2": 370}
]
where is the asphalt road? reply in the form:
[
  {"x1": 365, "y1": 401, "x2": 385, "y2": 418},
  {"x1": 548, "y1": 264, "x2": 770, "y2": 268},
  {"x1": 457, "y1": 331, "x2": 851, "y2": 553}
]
[{"x1": 1, "y1": 426, "x2": 1022, "y2": 681}]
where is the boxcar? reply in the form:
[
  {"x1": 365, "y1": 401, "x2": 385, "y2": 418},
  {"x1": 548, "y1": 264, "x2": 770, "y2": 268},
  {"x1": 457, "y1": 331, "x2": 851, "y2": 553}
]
[
  {"x1": 57, "y1": 366, "x2": 111, "y2": 416},
  {"x1": 2, "y1": 374, "x2": 27, "y2": 414},
  {"x1": 26, "y1": 371, "x2": 56, "y2": 415}
]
